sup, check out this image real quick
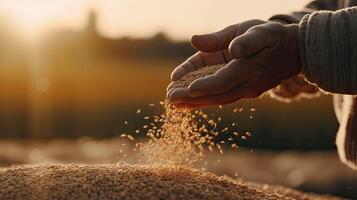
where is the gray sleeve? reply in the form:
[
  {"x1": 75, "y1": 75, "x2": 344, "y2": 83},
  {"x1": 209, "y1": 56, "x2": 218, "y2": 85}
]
[
  {"x1": 269, "y1": 0, "x2": 340, "y2": 23},
  {"x1": 299, "y1": 7, "x2": 357, "y2": 94}
]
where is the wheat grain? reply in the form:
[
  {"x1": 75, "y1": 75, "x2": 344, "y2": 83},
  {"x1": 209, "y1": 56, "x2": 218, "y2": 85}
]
[
  {"x1": 0, "y1": 164, "x2": 342, "y2": 200},
  {"x1": 139, "y1": 65, "x2": 232, "y2": 165},
  {"x1": 169, "y1": 64, "x2": 225, "y2": 89}
]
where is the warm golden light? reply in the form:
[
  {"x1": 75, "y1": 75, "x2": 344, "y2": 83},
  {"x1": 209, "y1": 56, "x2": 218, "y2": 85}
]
[
  {"x1": 0, "y1": 0, "x2": 310, "y2": 40},
  {"x1": 0, "y1": 0, "x2": 87, "y2": 37}
]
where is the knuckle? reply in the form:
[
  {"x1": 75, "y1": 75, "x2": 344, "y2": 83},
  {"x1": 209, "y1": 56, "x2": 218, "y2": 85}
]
[
  {"x1": 225, "y1": 24, "x2": 237, "y2": 31},
  {"x1": 238, "y1": 19, "x2": 265, "y2": 34},
  {"x1": 166, "y1": 82, "x2": 174, "y2": 91},
  {"x1": 248, "y1": 19, "x2": 266, "y2": 25},
  {"x1": 232, "y1": 39, "x2": 246, "y2": 52},
  {"x1": 251, "y1": 25, "x2": 269, "y2": 35},
  {"x1": 223, "y1": 24, "x2": 238, "y2": 35},
  {"x1": 266, "y1": 23, "x2": 284, "y2": 35}
]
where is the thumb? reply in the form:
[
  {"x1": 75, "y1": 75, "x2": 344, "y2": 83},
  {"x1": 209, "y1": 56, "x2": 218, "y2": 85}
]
[{"x1": 228, "y1": 24, "x2": 272, "y2": 58}]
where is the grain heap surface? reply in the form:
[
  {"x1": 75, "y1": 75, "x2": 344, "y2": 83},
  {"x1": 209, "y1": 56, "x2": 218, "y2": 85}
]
[{"x1": 0, "y1": 164, "x2": 342, "y2": 200}]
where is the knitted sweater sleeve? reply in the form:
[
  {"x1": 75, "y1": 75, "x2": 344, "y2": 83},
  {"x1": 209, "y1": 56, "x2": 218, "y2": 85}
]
[
  {"x1": 270, "y1": 0, "x2": 340, "y2": 23},
  {"x1": 299, "y1": 7, "x2": 357, "y2": 94}
]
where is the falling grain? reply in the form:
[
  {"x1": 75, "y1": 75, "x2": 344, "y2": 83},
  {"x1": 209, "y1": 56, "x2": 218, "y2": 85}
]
[{"x1": 127, "y1": 135, "x2": 135, "y2": 141}]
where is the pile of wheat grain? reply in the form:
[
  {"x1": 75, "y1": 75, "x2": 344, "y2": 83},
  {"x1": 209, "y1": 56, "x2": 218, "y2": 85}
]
[
  {"x1": 0, "y1": 164, "x2": 341, "y2": 200},
  {"x1": 0, "y1": 65, "x2": 344, "y2": 199}
]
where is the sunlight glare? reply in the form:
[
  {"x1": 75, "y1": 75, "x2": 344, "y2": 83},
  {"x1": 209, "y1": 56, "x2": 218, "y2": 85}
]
[
  {"x1": 0, "y1": 0, "x2": 87, "y2": 37},
  {"x1": 0, "y1": 0, "x2": 311, "y2": 40}
]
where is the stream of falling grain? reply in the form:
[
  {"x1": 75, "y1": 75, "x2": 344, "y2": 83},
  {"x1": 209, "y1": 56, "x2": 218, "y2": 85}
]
[
  {"x1": 140, "y1": 65, "x2": 228, "y2": 165},
  {"x1": 140, "y1": 102, "x2": 223, "y2": 165},
  {"x1": 134, "y1": 64, "x2": 254, "y2": 166}
]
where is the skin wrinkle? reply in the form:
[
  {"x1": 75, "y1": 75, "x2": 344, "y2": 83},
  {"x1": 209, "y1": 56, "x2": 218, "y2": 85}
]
[
  {"x1": 213, "y1": 32, "x2": 221, "y2": 51},
  {"x1": 220, "y1": 50, "x2": 228, "y2": 63},
  {"x1": 189, "y1": 53, "x2": 205, "y2": 70},
  {"x1": 200, "y1": 24, "x2": 236, "y2": 52}
]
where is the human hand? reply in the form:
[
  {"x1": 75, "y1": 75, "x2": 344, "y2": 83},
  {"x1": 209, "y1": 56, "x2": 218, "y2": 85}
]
[
  {"x1": 269, "y1": 73, "x2": 320, "y2": 103},
  {"x1": 335, "y1": 95, "x2": 357, "y2": 170},
  {"x1": 167, "y1": 22, "x2": 301, "y2": 108},
  {"x1": 169, "y1": 19, "x2": 267, "y2": 82}
]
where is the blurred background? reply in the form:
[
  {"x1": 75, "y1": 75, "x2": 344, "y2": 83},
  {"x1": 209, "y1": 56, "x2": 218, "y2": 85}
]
[{"x1": 0, "y1": 0, "x2": 356, "y2": 199}]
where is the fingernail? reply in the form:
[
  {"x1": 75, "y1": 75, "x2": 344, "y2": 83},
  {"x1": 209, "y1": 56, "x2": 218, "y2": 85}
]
[
  {"x1": 166, "y1": 82, "x2": 174, "y2": 92},
  {"x1": 188, "y1": 81, "x2": 204, "y2": 97},
  {"x1": 166, "y1": 89, "x2": 173, "y2": 99},
  {"x1": 166, "y1": 88, "x2": 178, "y2": 100},
  {"x1": 191, "y1": 34, "x2": 200, "y2": 40},
  {"x1": 169, "y1": 88, "x2": 190, "y2": 103},
  {"x1": 191, "y1": 35, "x2": 203, "y2": 49},
  {"x1": 229, "y1": 43, "x2": 243, "y2": 58},
  {"x1": 171, "y1": 67, "x2": 186, "y2": 81},
  {"x1": 167, "y1": 89, "x2": 176, "y2": 101},
  {"x1": 168, "y1": 89, "x2": 182, "y2": 102}
]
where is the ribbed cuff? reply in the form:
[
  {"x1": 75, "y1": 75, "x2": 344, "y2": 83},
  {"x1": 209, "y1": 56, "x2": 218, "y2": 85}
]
[
  {"x1": 298, "y1": 14, "x2": 311, "y2": 84},
  {"x1": 298, "y1": 8, "x2": 357, "y2": 94}
]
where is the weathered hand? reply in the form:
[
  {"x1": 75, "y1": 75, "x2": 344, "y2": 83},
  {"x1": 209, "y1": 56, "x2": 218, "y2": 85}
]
[
  {"x1": 269, "y1": 73, "x2": 320, "y2": 103},
  {"x1": 168, "y1": 22, "x2": 301, "y2": 108},
  {"x1": 169, "y1": 19, "x2": 267, "y2": 82}
]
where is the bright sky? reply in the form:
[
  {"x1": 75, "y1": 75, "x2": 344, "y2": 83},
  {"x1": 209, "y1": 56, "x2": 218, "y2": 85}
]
[{"x1": 0, "y1": 0, "x2": 310, "y2": 40}]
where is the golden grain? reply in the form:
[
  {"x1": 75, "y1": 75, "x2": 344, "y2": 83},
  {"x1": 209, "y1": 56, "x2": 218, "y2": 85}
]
[
  {"x1": 127, "y1": 135, "x2": 135, "y2": 141},
  {"x1": 0, "y1": 164, "x2": 340, "y2": 200}
]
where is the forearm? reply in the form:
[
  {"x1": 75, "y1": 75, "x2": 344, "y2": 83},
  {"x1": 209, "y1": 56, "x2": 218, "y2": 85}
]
[{"x1": 299, "y1": 7, "x2": 357, "y2": 94}]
